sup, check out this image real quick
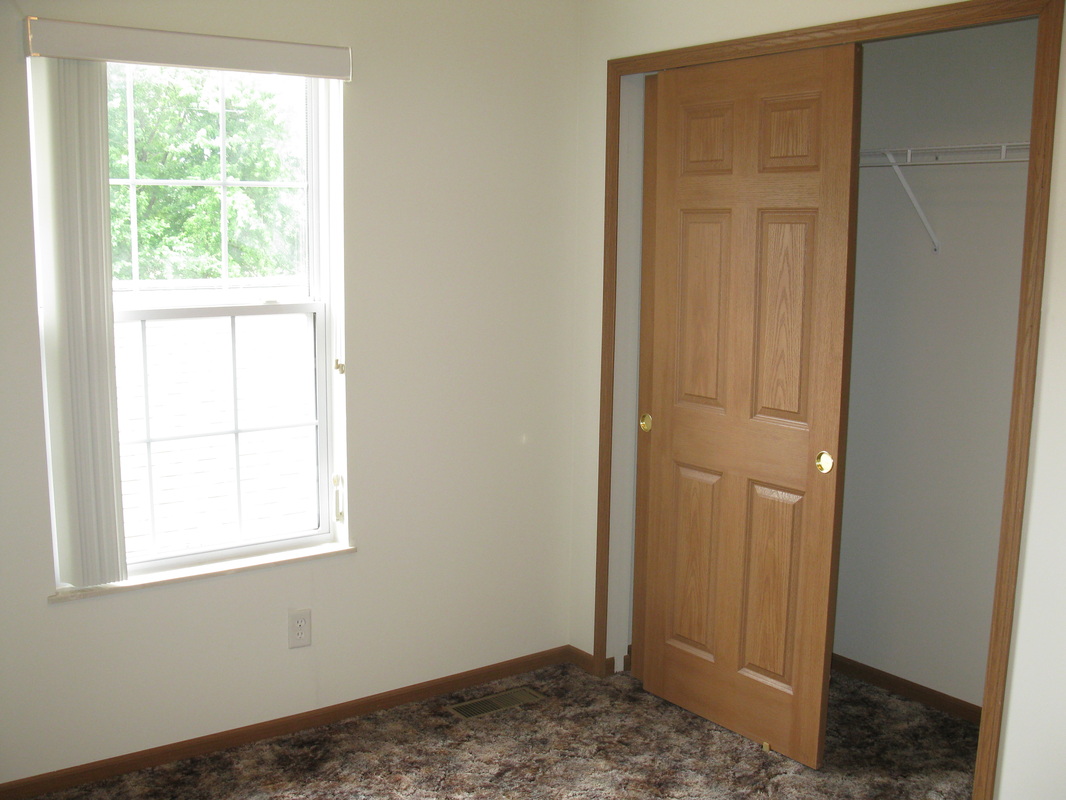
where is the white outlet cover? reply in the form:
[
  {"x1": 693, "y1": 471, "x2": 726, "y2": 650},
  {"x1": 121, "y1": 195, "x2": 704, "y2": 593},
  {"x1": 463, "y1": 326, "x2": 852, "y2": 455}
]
[{"x1": 288, "y1": 608, "x2": 312, "y2": 648}]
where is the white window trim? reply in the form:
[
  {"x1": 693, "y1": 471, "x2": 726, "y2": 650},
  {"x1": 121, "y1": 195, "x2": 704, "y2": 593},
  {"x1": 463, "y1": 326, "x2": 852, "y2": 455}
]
[
  {"x1": 29, "y1": 21, "x2": 351, "y2": 593},
  {"x1": 50, "y1": 541, "x2": 356, "y2": 603}
]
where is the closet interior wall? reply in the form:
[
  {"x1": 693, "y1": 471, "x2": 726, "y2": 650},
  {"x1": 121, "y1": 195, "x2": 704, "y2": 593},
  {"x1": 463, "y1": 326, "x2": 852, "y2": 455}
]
[{"x1": 834, "y1": 19, "x2": 1038, "y2": 706}]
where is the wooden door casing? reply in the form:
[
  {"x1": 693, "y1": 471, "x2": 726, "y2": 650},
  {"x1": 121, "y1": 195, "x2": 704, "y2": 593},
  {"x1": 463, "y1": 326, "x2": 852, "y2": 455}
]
[{"x1": 640, "y1": 44, "x2": 860, "y2": 768}]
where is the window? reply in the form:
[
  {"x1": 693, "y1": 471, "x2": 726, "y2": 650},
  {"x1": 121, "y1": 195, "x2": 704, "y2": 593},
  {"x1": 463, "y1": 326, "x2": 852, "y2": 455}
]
[
  {"x1": 27, "y1": 20, "x2": 351, "y2": 590},
  {"x1": 110, "y1": 64, "x2": 337, "y2": 574}
]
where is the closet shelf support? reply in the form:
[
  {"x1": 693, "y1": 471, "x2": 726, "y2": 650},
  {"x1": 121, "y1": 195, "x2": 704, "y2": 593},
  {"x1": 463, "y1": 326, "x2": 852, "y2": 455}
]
[{"x1": 884, "y1": 149, "x2": 940, "y2": 253}]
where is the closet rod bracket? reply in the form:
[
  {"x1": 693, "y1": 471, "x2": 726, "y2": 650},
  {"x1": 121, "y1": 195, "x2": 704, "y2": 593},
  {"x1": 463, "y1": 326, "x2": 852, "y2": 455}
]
[{"x1": 884, "y1": 150, "x2": 940, "y2": 253}]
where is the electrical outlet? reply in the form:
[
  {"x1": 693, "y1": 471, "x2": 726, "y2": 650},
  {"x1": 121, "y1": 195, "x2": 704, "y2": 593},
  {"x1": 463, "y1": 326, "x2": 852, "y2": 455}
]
[{"x1": 288, "y1": 608, "x2": 312, "y2": 648}]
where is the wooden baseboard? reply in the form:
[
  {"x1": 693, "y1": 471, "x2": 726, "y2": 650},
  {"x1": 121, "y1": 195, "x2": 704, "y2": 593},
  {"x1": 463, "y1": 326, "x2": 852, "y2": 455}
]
[
  {"x1": 0, "y1": 645, "x2": 595, "y2": 800},
  {"x1": 831, "y1": 653, "x2": 982, "y2": 725},
  {"x1": 562, "y1": 644, "x2": 599, "y2": 675}
]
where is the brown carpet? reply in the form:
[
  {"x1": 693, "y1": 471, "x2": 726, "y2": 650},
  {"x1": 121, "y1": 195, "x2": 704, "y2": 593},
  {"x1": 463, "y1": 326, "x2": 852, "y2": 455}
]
[{"x1": 31, "y1": 665, "x2": 978, "y2": 799}]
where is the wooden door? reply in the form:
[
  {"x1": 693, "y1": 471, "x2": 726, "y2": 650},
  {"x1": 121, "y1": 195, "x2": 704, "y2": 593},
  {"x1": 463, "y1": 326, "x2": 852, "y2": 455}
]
[{"x1": 640, "y1": 44, "x2": 859, "y2": 769}]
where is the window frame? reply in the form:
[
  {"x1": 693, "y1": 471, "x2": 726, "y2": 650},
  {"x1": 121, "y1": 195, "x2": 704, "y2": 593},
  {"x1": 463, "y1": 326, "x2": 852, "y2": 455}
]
[
  {"x1": 26, "y1": 19, "x2": 351, "y2": 592},
  {"x1": 114, "y1": 303, "x2": 335, "y2": 578}
]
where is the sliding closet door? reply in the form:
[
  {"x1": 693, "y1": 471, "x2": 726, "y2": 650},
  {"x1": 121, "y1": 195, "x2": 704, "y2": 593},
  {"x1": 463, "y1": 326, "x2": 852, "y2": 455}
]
[{"x1": 639, "y1": 44, "x2": 859, "y2": 769}]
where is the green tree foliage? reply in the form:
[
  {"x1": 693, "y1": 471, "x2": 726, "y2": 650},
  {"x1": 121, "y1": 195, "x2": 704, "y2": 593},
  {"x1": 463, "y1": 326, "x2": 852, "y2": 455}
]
[{"x1": 108, "y1": 64, "x2": 308, "y2": 285}]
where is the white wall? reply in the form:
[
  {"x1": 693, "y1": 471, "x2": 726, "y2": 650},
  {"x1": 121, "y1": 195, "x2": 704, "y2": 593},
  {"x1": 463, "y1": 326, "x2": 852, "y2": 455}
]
[
  {"x1": 575, "y1": 2, "x2": 1066, "y2": 797},
  {"x1": 997, "y1": 148, "x2": 1066, "y2": 794},
  {"x1": 0, "y1": 0, "x2": 582, "y2": 783},
  {"x1": 834, "y1": 21, "x2": 1037, "y2": 706},
  {"x1": 4, "y1": 1, "x2": 1066, "y2": 796}
]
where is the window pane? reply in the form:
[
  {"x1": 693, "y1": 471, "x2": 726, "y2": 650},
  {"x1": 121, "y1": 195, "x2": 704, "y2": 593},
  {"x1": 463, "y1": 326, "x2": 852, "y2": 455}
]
[
  {"x1": 118, "y1": 441, "x2": 153, "y2": 558},
  {"x1": 107, "y1": 63, "x2": 129, "y2": 180},
  {"x1": 235, "y1": 313, "x2": 317, "y2": 428},
  {"x1": 114, "y1": 321, "x2": 146, "y2": 443},
  {"x1": 132, "y1": 66, "x2": 221, "y2": 182},
  {"x1": 147, "y1": 434, "x2": 240, "y2": 557},
  {"x1": 145, "y1": 316, "x2": 234, "y2": 439},
  {"x1": 136, "y1": 185, "x2": 223, "y2": 281},
  {"x1": 110, "y1": 185, "x2": 133, "y2": 282},
  {"x1": 225, "y1": 73, "x2": 308, "y2": 183},
  {"x1": 98, "y1": 64, "x2": 338, "y2": 574},
  {"x1": 227, "y1": 187, "x2": 308, "y2": 282},
  {"x1": 240, "y1": 427, "x2": 320, "y2": 536}
]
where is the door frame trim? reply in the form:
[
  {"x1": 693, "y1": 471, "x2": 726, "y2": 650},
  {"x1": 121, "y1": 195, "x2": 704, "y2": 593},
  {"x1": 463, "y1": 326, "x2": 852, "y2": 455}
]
[{"x1": 592, "y1": 1, "x2": 1063, "y2": 797}]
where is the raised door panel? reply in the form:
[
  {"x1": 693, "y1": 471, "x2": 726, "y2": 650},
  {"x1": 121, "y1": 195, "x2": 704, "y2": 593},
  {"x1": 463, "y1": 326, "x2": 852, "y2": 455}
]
[
  {"x1": 753, "y1": 211, "x2": 815, "y2": 426},
  {"x1": 677, "y1": 211, "x2": 730, "y2": 409},
  {"x1": 682, "y1": 102, "x2": 735, "y2": 174},
  {"x1": 668, "y1": 466, "x2": 722, "y2": 657},
  {"x1": 759, "y1": 94, "x2": 822, "y2": 172},
  {"x1": 739, "y1": 482, "x2": 804, "y2": 689}
]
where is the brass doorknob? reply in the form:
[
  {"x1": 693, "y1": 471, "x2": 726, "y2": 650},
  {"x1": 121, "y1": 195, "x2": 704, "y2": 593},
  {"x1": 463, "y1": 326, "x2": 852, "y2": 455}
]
[
  {"x1": 815, "y1": 451, "x2": 834, "y2": 473},
  {"x1": 639, "y1": 413, "x2": 653, "y2": 432}
]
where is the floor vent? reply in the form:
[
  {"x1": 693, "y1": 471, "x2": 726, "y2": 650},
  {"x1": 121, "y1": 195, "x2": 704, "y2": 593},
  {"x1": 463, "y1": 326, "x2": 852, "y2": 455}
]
[{"x1": 447, "y1": 686, "x2": 546, "y2": 719}]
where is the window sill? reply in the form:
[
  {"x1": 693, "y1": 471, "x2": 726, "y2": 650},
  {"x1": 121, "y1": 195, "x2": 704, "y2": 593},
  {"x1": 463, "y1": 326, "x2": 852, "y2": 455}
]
[{"x1": 49, "y1": 541, "x2": 356, "y2": 603}]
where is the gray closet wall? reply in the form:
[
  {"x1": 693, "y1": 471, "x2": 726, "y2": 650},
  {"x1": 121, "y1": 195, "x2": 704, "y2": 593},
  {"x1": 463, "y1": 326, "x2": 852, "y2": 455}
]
[{"x1": 834, "y1": 19, "x2": 1038, "y2": 705}]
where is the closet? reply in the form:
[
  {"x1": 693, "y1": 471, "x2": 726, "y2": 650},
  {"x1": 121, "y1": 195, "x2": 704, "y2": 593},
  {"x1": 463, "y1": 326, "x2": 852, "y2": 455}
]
[
  {"x1": 601, "y1": 2, "x2": 1057, "y2": 790},
  {"x1": 601, "y1": 8, "x2": 1045, "y2": 758},
  {"x1": 835, "y1": 19, "x2": 1038, "y2": 709}
]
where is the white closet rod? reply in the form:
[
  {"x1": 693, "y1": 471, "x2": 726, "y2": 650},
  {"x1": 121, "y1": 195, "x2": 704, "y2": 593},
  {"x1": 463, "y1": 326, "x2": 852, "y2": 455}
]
[
  {"x1": 859, "y1": 142, "x2": 1030, "y2": 168},
  {"x1": 858, "y1": 142, "x2": 1030, "y2": 254}
]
